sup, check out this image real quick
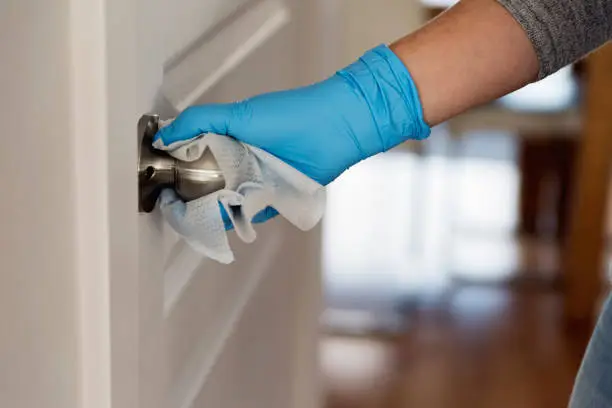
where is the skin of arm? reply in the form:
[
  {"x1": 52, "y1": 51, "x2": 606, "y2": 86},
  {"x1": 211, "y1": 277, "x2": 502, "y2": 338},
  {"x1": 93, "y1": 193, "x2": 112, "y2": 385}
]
[{"x1": 390, "y1": 0, "x2": 540, "y2": 126}]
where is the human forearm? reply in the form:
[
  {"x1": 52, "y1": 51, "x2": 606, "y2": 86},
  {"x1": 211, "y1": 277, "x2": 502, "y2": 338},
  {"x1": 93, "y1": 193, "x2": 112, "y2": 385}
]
[
  {"x1": 390, "y1": 0, "x2": 539, "y2": 125},
  {"x1": 391, "y1": 0, "x2": 612, "y2": 126}
]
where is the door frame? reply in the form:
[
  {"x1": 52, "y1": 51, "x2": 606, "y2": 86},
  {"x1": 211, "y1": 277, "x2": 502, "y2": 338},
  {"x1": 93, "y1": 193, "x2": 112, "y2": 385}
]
[{"x1": 71, "y1": 0, "x2": 140, "y2": 406}]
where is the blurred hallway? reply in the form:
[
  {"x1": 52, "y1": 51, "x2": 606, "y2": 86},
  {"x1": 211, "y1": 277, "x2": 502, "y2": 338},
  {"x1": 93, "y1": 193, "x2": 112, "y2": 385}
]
[{"x1": 320, "y1": 128, "x2": 595, "y2": 408}]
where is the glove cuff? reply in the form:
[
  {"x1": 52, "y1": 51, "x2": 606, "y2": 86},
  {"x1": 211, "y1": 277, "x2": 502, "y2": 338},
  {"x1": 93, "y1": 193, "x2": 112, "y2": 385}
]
[{"x1": 338, "y1": 44, "x2": 431, "y2": 152}]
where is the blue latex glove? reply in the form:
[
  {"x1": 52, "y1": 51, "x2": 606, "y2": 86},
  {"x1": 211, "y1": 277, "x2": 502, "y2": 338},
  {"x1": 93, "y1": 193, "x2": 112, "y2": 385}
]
[{"x1": 155, "y1": 44, "x2": 430, "y2": 228}]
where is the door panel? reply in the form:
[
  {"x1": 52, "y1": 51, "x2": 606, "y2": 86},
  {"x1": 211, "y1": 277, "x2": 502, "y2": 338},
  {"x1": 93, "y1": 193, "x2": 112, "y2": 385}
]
[
  {"x1": 134, "y1": 1, "x2": 324, "y2": 408},
  {"x1": 190, "y1": 253, "x2": 299, "y2": 408},
  {"x1": 162, "y1": 0, "x2": 291, "y2": 111},
  {"x1": 159, "y1": 0, "x2": 251, "y2": 62},
  {"x1": 165, "y1": 230, "x2": 283, "y2": 402}
]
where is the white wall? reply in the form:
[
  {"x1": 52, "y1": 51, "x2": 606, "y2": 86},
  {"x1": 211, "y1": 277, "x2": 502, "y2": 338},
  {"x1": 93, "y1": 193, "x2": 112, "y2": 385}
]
[{"x1": 0, "y1": 1, "x2": 79, "y2": 407}]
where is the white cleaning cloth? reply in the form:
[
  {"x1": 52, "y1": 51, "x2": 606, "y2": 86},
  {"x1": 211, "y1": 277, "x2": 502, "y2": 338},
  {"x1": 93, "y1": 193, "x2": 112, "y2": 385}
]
[{"x1": 153, "y1": 127, "x2": 326, "y2": 264}]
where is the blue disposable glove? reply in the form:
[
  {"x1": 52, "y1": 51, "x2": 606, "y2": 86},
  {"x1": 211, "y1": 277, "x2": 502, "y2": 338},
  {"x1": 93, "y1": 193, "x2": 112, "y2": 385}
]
[{"x1": 155, "y1": 44, "x2": 430, "y2": 228}]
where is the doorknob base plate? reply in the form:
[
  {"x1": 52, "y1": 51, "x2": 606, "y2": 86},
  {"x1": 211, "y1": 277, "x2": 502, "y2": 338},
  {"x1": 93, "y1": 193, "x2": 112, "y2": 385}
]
[{"x1": 138, "y1": 114, "x2": 175, "y2": 213}]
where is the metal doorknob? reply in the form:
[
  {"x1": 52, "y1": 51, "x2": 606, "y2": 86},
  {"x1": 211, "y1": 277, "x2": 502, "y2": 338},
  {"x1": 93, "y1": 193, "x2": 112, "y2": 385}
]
[{"x1": 138, "y1": 114, "x2": 226, "y2": 213}]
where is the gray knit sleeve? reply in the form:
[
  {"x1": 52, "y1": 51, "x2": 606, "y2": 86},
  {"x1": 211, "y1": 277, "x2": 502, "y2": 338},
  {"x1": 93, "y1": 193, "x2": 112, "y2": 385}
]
[{"x1": 497, "y1": 0, "x2": 612, "y2": 78}]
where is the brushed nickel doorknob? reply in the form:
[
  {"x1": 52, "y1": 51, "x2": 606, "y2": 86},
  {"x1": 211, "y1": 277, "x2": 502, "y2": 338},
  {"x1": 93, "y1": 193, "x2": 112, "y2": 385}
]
[{"x1": 138, "y1": 114, "x2": 226, "y2": 213}]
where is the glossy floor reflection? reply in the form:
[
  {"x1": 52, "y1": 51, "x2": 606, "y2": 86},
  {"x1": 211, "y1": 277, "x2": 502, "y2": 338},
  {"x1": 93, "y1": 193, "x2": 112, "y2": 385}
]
[
  {"x1": 321, "y1": 130, "x2": 588, "y2": 407},
  {"x1": 322, "y1": 289, "x2": 586, "y2": 408}
]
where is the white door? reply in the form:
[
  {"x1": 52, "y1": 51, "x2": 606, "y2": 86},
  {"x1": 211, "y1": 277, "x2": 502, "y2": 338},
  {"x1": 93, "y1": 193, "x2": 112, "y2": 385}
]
[{"x1": 1, "y1": 1, "x2": 344, "y2": 407}]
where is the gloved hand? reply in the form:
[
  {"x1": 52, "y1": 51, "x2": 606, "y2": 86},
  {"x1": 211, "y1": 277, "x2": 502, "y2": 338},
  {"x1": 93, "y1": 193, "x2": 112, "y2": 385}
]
[{"x1": 154, "y1": 44, "x2": 430, "y2": 228}]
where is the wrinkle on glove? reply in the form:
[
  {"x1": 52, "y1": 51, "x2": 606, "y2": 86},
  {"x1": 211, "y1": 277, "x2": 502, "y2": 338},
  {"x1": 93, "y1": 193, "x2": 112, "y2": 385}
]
[{"x1": 152, "y1": 130, "x2": 326, "y2": 264}]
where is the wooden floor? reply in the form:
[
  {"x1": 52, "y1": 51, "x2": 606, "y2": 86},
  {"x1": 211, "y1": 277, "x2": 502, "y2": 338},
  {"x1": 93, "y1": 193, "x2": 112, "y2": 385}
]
[
  {"x1": 321, "y1": 132, "x2": 598, "y2": 408},
  {"x1": 321, "y1": 286, "x2": 591, "y2": 408}
]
